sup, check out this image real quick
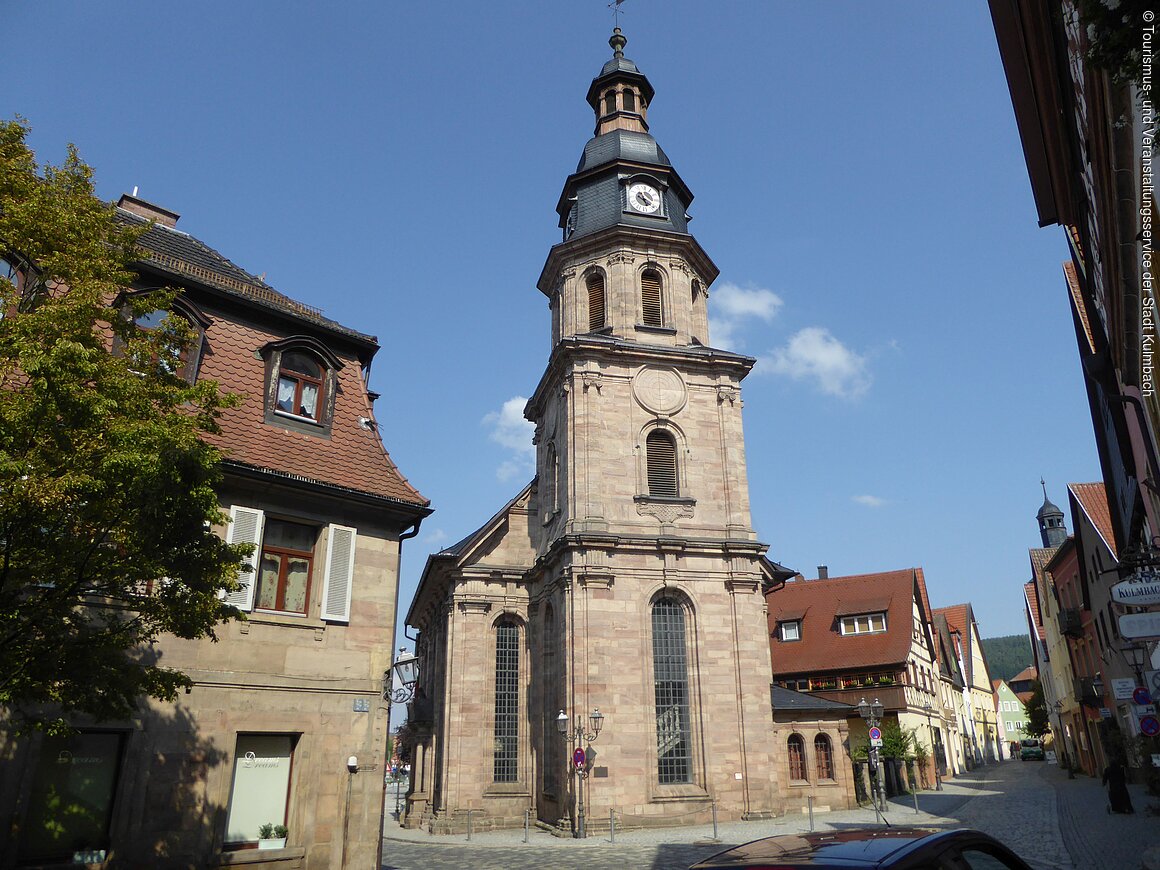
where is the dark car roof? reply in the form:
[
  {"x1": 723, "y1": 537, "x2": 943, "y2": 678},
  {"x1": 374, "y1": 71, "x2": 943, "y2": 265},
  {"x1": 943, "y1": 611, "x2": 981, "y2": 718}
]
[{"x1": 689, "y1": 828, "x2": 1020, "y2": 869}]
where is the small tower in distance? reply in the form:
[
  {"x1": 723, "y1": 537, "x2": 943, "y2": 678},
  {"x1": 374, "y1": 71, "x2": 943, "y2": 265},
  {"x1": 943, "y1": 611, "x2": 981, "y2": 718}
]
[{"x1": 1037, "y1": 479, "x2": 1068, "y2": 548}]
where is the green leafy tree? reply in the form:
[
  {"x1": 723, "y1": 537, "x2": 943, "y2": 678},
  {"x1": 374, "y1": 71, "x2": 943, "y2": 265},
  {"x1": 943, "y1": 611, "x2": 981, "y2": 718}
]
[
  {"x1": 0, "y1": 118, "x2": 246, "y2": 732},
  {"x1": 1024, "y1": 680, "x2": 1051, "y2": 739}
]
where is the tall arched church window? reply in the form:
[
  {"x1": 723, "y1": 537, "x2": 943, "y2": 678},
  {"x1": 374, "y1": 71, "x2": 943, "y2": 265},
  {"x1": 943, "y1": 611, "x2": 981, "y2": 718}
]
[
  {"x1": 641, "y1": 269, "x2": 663, "y2": 326},
  {"x1": 623, "y1": 88, "x2": 636, "y2": 111},
  {"x1": 814, "y1": 734, "x2": 834, "y2": 779},
  {"x1": 493, "y1": 620, "x2": 520, "y2": 783},
  {"x1": 646, "y1": 430, "x2": 678, "y2": 497},
  {"x1": 652, "y1": 597, "x2": 692, "y2": 784},
  {"x1": 587, "y1": 272, "x2": 606, "y2": 331},
  {"x1": 788, "y1": 734, "x2": 807, "y2": 781}
]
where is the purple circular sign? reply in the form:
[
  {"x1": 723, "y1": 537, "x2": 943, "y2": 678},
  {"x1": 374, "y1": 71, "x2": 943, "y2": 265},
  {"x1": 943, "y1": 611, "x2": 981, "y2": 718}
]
[{"x1": 1141, "y1": 716, "x2": 1160, "y2": 737}]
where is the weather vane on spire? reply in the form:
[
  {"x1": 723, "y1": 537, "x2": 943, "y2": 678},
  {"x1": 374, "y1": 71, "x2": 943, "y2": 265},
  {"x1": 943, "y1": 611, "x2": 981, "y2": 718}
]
[{"x1": 610, "y1": 0, "x2": 626, "y2": 28}]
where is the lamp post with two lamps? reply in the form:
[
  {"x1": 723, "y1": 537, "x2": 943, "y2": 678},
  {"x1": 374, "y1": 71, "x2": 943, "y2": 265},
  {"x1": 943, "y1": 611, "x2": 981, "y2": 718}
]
[
  {"x1": 556, "y1": 708, "x2": 604, "y2": 838},
  {"x1": 856, "y1": 697, "x2": 887, "y2": 814},
  {"x1": 921, "y1": 700, "x2": 942, "y2": 790}
]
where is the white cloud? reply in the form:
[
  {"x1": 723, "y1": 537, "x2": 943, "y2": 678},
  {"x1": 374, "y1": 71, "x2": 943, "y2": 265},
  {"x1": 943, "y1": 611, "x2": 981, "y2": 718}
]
[
  {"x1": 758, "y1": 327, "x2": 870, "y2": 398},
  {"x1": 852, "y1": 494, "x2": 887, "y2": 508},
  {"x1": 708, "y1": 282, "x2": 783, "y2": 350},
  {"x1": 482, "y1": 396, "x2": 535, "y2": 481}
]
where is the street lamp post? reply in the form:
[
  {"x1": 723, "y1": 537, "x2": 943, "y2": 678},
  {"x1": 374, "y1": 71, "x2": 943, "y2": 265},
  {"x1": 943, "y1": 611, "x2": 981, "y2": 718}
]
[
  {"x1": 856, "y1": 697, "x2": 888, "y2": 815},
  {"x1": 557, "y1": 708, "x2": 604, "y2": 838},
  {"x1": 921, "y1": 700, "x2": 942, "y2": 790}
]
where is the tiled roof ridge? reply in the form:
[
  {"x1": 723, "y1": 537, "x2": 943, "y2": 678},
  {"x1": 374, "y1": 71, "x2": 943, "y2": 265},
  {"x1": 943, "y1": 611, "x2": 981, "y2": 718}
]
[
  {"x1": 140, "y1": 249, "x2": 322, "y2": 318},
  {"x1": 785, "y1": 567, "x2": 918, "y2": 585},
  {"x1": 221, "y1": 459, "x2": 430, "y2": 509}
]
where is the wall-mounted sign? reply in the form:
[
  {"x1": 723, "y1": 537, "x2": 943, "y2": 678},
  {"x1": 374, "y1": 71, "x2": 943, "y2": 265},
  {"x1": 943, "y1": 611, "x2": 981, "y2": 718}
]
[
  {"x1": 1113, "y1": 678, "x2": 1137, "y2": 700},
  {"x1": 1111, "y1": 569, "x2": 1160, "y2": 606},
  {"x1": 1118, "y1": 612, "x2": 1160, "y2": 640}
]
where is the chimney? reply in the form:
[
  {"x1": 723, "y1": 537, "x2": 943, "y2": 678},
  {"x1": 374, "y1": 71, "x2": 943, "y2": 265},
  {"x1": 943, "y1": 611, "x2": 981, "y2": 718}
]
[
  {"x1": 116, "y1": 192, "x2": 180, "y2": 228},
  {"x1": 817, "y1": 565, "x2": 828, "y2": 580}
]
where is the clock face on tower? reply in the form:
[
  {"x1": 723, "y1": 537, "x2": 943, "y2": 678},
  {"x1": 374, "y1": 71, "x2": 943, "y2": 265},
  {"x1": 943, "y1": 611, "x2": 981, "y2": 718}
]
[{"x1": 626, "y1": 182, "x2": 662, "y2": 215}]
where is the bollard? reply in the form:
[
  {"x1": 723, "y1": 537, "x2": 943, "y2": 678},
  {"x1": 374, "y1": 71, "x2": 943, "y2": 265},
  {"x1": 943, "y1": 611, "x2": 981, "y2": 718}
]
[
  {"x1": 807, "y1": 794, "x2": 814, "y2": 832},
  {"x1": 913, "y1": 786, "x2": 919, "y2": 815},
  {"x1": 712, "y1": 801, "x2": 718, "y2": 840},
  {"x1": 467, "y1": 809, "x2": 473, "y2": 841},
  {"x1": 610, "y1": 809, "x2": 615, "y2": 844},
  {"x1": 524, "y1": 808, "x2": 529, "y2": 844}
]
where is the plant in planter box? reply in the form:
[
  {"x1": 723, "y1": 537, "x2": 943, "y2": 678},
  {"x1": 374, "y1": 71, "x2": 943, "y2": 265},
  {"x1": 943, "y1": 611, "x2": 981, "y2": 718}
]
[{"x1": 258, "y1": 823, "x2": 288, "y2": 849}]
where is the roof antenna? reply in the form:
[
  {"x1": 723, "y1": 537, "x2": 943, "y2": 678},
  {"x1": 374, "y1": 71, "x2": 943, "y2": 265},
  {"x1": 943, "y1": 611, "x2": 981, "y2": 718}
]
[{"x1": 609, "y1": 0, "x2": 626, "y2": 29}]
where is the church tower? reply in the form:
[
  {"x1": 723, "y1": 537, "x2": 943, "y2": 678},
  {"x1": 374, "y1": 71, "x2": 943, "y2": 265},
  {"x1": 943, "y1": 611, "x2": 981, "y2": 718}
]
[
  {"x1": 1037, "y1": 480, "x2": 1068, "y2": 548},
  {"x1": 404, "y1": 30, "x2": 790, "y2": 835}
]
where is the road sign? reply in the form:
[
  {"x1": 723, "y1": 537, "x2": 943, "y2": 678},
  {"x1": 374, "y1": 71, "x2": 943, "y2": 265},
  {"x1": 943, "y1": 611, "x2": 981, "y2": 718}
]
[
  {"x1": 1140, "y1": 716, "x2": 1160, "y2": 737},
  {"x1": 1134, "y1": 687, "x2": 1153, "y2": 706},
  {"x1": 1148, "y1": 670, "x2": 1160, "y2": 697},
  {"x1": 1118, "y1": 612, "x2": 1160, "y2": 639},
  {"x1": 572, "y1": 748, "x2": 586, "y2": 769},
  {"x1": 1111, "y1": 569, "x2": 1160, "y2": 606},
  {"x1": 868, "y1": 726, "x2": 882, "y2": 740}
]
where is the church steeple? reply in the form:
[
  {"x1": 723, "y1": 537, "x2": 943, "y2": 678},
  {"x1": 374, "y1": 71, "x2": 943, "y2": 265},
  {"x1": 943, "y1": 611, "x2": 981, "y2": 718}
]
[
  {"x1": 586, "y1": 28, "x2": 654, "y2": 136},
  {"x1": 1037, "y1": 479, "x2": 1068, "y2": 548}
]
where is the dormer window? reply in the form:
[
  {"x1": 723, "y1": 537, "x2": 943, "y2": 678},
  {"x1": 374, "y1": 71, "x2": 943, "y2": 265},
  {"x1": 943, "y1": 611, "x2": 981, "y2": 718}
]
[
  {"x1": 779, "y1": 620, "x2": 801, "y2": 642},
  {"x1": 840, "y1": 613, "x2": 887, "y2": 635},
  {"x1": 277, "y1": 351, "x2": 324, "y2": 420},
  {"x1": 120, "y1": 292, "x2": 210, "y2": 383},
  {"x1": 262, "y1": 337, "x2": 343, "y2": 434}
]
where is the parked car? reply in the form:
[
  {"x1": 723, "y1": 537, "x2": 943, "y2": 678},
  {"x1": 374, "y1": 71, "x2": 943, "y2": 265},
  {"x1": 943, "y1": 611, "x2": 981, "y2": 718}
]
[
  {"x1": 1019, "y1": 738, "x2": 1045, "y2": 761},
  {"x1": 688, "y1": 827, "x2": 1033, "y2": 869}
]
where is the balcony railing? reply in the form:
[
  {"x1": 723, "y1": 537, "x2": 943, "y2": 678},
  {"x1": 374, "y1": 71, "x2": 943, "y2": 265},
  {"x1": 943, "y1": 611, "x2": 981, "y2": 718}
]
[
  {"x1": 1060, "y1": 607, "x2": 1084, "y2": 638},
  {"x1": 775, "y1": 672, "x2": 900, "y2": 694},
  {"x1": 1074, "y1": 676, "x2": 1103, "y2": 707}
]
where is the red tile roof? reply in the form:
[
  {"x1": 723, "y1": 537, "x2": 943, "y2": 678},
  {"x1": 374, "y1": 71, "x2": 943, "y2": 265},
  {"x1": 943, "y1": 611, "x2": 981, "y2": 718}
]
[
  {"x1": 766, "y1": 569, "x2": 926, "y2": 675},
  {"x1": 1029, "y1": 548, "x2": 1056, "y2": 584},
  {"x1": 1069, "y1": 482, "x2": 1117, "y2": 558},
  {"x1": 1024, "y1": 581, "x2": 1045, "y2": 641},
  {"x1": 1011, "y1": 665, "x2": 1038, "y2": 683},
  {"x1": 201, "y1": 310, "x2": 428, "y2": 506}
]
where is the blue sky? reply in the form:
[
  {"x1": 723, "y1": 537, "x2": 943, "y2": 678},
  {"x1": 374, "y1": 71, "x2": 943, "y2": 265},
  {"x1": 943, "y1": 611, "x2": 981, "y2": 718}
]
[{"x1": 5, "y1": 2, "x2": 1099, "y2": 651}]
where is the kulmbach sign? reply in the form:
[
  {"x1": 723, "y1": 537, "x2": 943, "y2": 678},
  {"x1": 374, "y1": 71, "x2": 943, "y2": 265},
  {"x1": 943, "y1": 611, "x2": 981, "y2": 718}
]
[{"x1": 1111, "y1": 569, "x2": 1160, "y2": 606}]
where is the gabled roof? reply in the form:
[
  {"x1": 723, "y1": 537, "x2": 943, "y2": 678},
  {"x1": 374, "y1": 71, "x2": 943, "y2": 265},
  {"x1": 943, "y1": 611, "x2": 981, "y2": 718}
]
[
  {"x1": 766, "y1": 569, "x2": 931, "y2": 675},
  {"x1": 932, "y1": 613, "x2": 966, "y2": 688},
  {"x1": 1029, "y1": 547, "x2": 1056, "y2": 584},
  {"x1": 933, "y1": 603, "x2": 992, "y2": 690},
  {"x1": 1069, "y1": 482, "x2": 1118, "y2": 559}
]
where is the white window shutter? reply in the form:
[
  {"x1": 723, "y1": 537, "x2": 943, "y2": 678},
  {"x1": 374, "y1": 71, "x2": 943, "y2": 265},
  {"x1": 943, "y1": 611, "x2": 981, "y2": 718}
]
[
  {"x1": 225, "y1": 506, "x2": 264, "y2": 611},
  {"x1": 321, "y1": 524, "x2": 356, "y2": 623}
]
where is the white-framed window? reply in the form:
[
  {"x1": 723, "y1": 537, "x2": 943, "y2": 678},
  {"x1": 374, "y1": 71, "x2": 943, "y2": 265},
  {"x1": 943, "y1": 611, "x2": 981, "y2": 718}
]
[
  {"x1": 839, "y1": 613, "x2": 887, "y2": 635},
  {"x1": 779, "y1": 620, "x2": 801, "y2": 642},
  {"x1": 225, "y1": 506, "x2": 356, "y2": 622}
]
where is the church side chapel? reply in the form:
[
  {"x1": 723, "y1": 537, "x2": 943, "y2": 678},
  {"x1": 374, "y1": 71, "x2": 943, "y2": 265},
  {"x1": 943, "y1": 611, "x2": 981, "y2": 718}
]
[{"x1": 403, "y1": 29, "x2": 795, "y2": 835}]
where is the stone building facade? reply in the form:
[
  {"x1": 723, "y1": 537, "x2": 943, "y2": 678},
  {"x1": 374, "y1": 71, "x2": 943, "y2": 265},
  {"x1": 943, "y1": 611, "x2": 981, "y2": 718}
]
[
  {"x1": 0, "y1": 194, "x2": 430, "y2": 868},
  {"x1": 403, "y1": 30, "x2": 791, "y2": 835}
]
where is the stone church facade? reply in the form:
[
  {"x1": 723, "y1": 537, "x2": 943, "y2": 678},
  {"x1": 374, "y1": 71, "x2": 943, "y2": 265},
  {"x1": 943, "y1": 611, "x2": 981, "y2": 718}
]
[{"x1": 403, "y1": 29, "x2": 791, "y2": 834}]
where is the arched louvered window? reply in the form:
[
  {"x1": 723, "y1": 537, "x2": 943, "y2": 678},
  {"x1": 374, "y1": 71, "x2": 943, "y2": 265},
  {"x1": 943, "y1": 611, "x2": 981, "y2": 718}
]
[
  {"x1": 544, "y1": 443, "x2": 559, "y2": 516},
  {"x1": 788, "y1": 734, "x2": 807, "y2": 781},
  {"x1": 604, "y1": 90, "x2": 617, "y2": 115},
  {"x1": 493, "y1": 620, "x2": 520, "y2": 783},
  {"x1": 587, "y1": 272, "x2": 606, "y2": 331},
  {"x1": 641, "y1": 269, "x2": 663, "y2": 326},
  {"x1": 815, "y1": 734, "x2": 834, "y2": 780},
  {"x1": 646, "y1": 430, "x2": 678, "y2": 497},
  {"x1": 652, "y1": 597, "x2": 692, "y2": 784},
  {"x1": 623, "y1": 88, "x2": 636, "y2": 111}
]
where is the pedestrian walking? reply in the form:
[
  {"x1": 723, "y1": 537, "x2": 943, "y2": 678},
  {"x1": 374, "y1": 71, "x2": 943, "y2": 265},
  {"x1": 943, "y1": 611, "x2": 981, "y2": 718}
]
[{"x1": 1102, "y1": 756, "x2": 1135, "y2": 814}]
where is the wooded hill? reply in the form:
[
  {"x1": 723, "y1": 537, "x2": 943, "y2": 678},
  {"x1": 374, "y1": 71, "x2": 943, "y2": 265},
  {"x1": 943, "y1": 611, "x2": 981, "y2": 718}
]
[{"x1": 982, "y1": 634, "x2": 1034, "y2": 682}]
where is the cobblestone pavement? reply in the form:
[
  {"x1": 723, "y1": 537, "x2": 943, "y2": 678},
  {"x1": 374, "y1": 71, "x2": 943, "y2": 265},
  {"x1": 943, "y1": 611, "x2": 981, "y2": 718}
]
[{"x1": 380, "y1": 761, "x2": 1156, "y2": 870}]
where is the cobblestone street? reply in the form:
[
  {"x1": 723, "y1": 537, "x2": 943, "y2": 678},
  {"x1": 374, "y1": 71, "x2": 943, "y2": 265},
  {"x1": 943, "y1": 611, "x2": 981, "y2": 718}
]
[{"x1": 381, "y1": 761, "x2": 1159, "y2": 870}]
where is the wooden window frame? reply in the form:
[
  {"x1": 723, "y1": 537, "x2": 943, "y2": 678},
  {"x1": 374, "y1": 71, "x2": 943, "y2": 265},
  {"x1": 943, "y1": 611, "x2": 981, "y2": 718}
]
[
  {"x1": 255, "y1": 518, "x2": 317, "y2": 616},
  {"x1": 814, "y1": 734, "x2": 834, "y2": 780},
  {"x1": 787, "y1": 734, "x2": 807, "y2": 782}
]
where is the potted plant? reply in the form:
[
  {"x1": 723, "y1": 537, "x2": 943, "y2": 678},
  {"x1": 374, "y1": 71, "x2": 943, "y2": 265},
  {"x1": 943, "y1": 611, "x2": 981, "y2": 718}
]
[{"x1": 258, "y1": 823, "x2": 288, "y2": 850}]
